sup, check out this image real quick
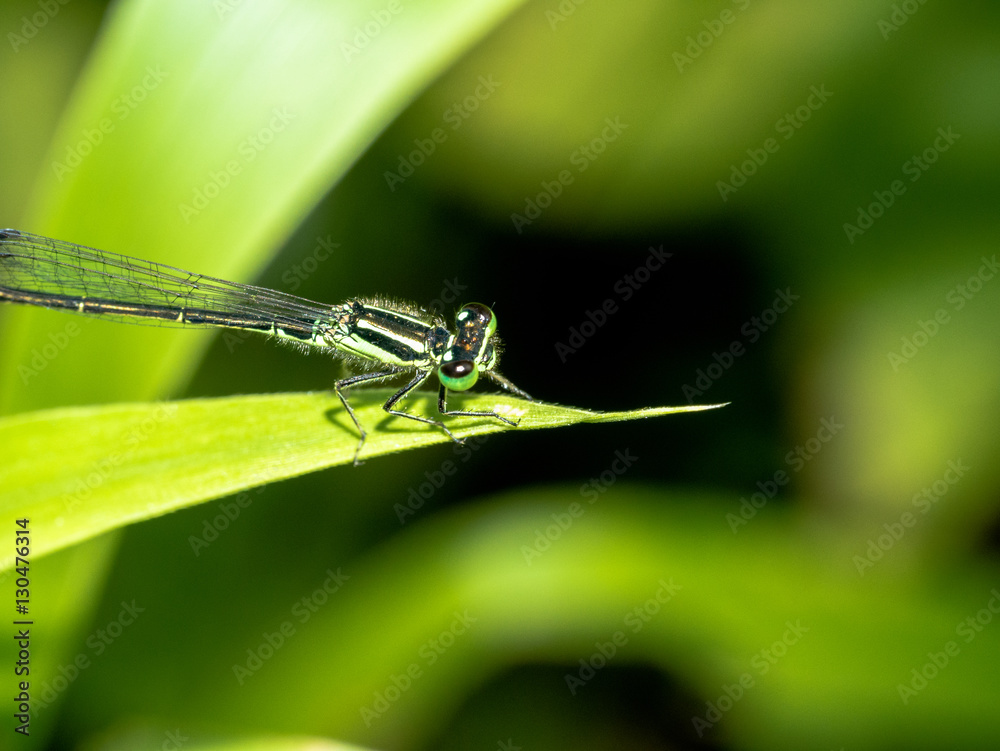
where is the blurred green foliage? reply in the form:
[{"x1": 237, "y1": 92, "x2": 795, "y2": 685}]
[{"x1": 1, "y1": 1, "x2": 999, "y2": 750}]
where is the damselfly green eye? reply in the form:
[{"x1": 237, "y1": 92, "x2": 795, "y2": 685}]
[
  {"x1": 439, "y1": 359, "x2": 479, "y2": 391},
  {"x1": 457, "y1": 303, "x2": 496, "y2": 337}
]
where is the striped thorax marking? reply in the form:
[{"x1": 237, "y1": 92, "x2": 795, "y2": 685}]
[{"x1": 327, "y1": 300, "x2": 442, "y2": 367}]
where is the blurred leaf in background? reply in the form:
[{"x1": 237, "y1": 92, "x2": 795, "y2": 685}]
[{"x1": 1, "y1": 0, "x2": 999, "y2": 750}]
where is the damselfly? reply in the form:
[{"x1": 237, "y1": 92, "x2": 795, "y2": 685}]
[{"x1": 0, "y1": 229, "x2": 533, "y2": 463}]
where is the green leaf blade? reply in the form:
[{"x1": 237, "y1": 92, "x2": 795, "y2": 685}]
[{"x1": 0, "y1": 391, "x2": 724, "y2": 567}]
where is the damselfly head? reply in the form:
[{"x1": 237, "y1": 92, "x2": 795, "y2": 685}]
[{"x1": 438, "y1": 302, "x2": 501, "y2": 390}]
